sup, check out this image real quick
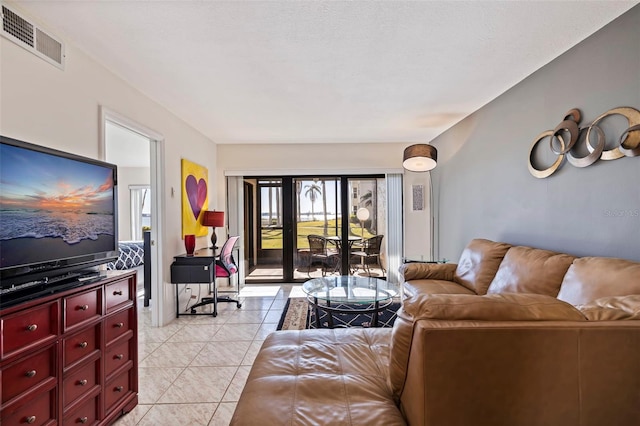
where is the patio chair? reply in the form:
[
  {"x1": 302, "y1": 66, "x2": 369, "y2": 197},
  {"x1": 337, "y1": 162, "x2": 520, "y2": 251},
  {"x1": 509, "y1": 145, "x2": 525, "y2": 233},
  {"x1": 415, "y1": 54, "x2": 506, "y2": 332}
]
[
  {"x1": 351, "y1": 235, "x2": 385, "y2": 277},
  {"x1": 307, "y1": 235, "x2": 338, "y2": 277}
]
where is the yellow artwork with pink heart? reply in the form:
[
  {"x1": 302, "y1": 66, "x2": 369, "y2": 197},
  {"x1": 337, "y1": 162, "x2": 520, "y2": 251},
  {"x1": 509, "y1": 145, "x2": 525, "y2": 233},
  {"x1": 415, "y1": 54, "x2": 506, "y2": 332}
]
[{"x1": 181, "y1": 158, "x2": 209, "y2": 237}]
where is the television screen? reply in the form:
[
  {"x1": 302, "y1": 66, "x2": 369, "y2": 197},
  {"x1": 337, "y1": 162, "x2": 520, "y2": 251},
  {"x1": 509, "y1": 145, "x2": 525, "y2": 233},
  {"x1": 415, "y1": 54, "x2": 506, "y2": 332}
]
[{"x1": 0, "y1": 136, "x2": 118, "y2": 292}]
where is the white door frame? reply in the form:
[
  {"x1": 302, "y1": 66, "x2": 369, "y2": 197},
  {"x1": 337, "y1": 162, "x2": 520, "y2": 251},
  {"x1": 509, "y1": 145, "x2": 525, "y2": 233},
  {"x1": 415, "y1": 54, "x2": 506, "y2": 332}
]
[{"x1": 99, "y1": 107, "x2": 165, "y2": 327}]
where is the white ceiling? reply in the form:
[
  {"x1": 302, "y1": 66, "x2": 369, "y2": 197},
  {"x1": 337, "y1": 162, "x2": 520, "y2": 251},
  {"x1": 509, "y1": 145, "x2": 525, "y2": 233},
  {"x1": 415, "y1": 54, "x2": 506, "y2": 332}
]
[{"x1": 9, "y1": 1, "x2": 639, "y2": 145}]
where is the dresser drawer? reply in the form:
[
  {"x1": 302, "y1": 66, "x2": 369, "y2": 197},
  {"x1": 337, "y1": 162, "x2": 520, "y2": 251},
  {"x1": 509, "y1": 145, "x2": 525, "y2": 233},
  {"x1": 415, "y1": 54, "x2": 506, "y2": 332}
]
[
  {"x1": 63, "y1": 359, "x2": 99, "y2": 408},
  {"x1": 64, "y1": 289, "x2": 101, "y2": 331},
  {"x1": 105, "y1": 338, "x2": 132, "y2": 378},
  {"x1": 2, "y1": 346, "x2": 56, "y2": 405},
  {"x1": 1, "y1": 301, "x2": 58, "y2": 360},
  {"x1": 105, "y1": 278, "x2": 132, "y2": 312},
  {"x1": 105, "y1": 309, "x2": 133, "y2": 343},
  {"x1": 104, "y1": 368, "x2": 132, "y2": 414},
  {"x1": 0, "y1": 388, "x2": 56, "y2": 426},
  {"x1": 63, "y1": 325, "x2": 100, "y2": 369},
  {"x1": 63, "y1": 395, "x2": 99, "y2": 425}
]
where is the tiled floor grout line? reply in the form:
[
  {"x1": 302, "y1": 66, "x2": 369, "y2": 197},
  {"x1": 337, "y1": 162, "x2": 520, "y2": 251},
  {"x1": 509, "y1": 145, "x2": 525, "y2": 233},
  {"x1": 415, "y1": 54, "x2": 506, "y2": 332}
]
[{"x1": 116, "y1": 286, "x2": 294, "y2": 425}]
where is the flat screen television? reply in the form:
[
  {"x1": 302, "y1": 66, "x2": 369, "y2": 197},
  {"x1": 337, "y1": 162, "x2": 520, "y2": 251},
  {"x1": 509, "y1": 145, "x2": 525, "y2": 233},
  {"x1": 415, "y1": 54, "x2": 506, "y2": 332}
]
[{"x1": 0, "y1": 135, "x2": 118, "y2": 308}]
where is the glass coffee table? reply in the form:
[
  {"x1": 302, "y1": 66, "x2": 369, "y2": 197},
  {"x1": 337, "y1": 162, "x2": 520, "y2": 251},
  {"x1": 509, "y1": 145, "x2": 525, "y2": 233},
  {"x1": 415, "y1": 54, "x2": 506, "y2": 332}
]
[{"x1": 302, "y1": 275, "x2": 398, "y2": 328}]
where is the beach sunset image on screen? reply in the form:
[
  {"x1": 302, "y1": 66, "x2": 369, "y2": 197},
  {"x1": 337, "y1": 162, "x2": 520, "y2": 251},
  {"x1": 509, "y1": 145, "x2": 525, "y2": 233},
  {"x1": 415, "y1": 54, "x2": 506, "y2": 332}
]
[{"x1": 0, "y1": 142, "x2": 116, "y2": 269}]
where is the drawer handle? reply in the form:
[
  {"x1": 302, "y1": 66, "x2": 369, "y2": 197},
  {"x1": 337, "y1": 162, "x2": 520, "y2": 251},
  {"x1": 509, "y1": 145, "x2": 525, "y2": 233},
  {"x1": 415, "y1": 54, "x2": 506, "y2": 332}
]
[
  {"x1": 26, "y1": 324, "x2": 38, "y2": 332},
  {"x1": 25, "y1": 370, "x2": 37, "y2": 378},
  {"x1": 115, "y1": 385, "x2": 124, "y2": 392},
  {"x1": 115, "y1": 354, "x2": 124, "y2": 360},
  {"x1": 77, "y1": 379, "x2": 88, "y2": 386},
  {"x1": 79, "y1": 341, "x2": 88, "y2": 348},
  {"x1": 25, "y1": 416, "x2": 36, "y2": 424},
  {"x1": 113, "y1": 290, "x2": 123, "y2": 296},
  {"x1": 78, "y1": 304, "x2": 89, "y2": 311},
  {"x1": 79, "y1": 417, "x2": 89, "y2": 424},
  {"x1": 114, "y1": 322, "x2": 124, "y2": 328}
]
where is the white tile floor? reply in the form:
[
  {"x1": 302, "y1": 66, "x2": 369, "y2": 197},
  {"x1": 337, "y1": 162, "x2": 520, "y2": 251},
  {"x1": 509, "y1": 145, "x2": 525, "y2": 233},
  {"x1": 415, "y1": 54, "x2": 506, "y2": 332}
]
[{"x1": 114, "y1": 285, "x2": 294, "y2": 426}]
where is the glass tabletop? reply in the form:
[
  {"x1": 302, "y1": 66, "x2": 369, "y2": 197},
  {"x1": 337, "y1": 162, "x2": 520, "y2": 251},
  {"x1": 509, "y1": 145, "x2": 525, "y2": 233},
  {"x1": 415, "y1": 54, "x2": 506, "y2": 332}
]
[
  {"x1": 302, "y1": 275, "x2": 397, "y2": 304},
  {"x1": 324, "y1": 235, "x2": 362, "y2": 248},
  {"x1": 325, "y1": 236, "x2": 362, "y2": 242}
]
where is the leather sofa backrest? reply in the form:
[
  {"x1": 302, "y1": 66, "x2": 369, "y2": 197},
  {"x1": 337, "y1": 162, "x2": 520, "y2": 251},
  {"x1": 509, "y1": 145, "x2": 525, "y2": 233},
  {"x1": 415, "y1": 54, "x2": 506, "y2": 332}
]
[
  {"x1": 453, "y1": 239, "x2": 511, "y2": 294},
  {"x1": 557, "y1": 257, "x2": 640, "y2": 305},
  {"x1": 486, "y1": 246, "x2": 576, "y2": 297}
]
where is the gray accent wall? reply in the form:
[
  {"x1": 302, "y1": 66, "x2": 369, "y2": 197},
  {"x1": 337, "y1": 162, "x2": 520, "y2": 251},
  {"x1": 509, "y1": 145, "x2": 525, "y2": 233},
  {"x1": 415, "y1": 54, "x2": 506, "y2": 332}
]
[{"x1": 433, "y1": 5, "x2": 640, "y2": 262}]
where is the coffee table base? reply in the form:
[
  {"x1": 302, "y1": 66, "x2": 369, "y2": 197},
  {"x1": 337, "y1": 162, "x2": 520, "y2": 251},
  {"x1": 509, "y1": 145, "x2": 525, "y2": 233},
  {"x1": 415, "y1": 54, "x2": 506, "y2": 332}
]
[{"x1": 307, "y1": 296, "x2": 394, "y2": 329}]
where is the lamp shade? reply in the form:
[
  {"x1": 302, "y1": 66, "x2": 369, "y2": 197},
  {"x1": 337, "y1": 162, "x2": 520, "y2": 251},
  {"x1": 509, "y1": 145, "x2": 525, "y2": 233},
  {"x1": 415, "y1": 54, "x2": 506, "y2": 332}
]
[
  {"x1": 201, "y1": 210, "x2": 225, "y2": 227},
  {"x1": 356, "y1": 207, "x2": 370, "y2": 222},
  {"x1": 403, "y1": 144, "x2": 437, "y2": 172}
]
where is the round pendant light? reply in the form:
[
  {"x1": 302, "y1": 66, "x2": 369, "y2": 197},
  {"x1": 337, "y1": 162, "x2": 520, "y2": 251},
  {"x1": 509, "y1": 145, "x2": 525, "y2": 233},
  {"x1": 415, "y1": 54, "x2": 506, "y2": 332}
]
[{"x1": 403, "y1": 144, "x2": 438, "y2": 172}]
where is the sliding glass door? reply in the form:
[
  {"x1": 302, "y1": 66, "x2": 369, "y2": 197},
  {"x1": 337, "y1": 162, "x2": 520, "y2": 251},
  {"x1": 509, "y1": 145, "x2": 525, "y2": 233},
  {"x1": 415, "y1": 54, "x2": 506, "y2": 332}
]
[
  {"x1": 293, "y1": 178, "x2": 341, "y2": 280},
  {"x1": 345, "y1": 177, "x2": 386, "y2": 278},
  {"x1": 255, "y1": 178, "x2": 284, "y2": 281},
  {"x1": 244, "y1": 174, "x2": 385, "y2": 283}
]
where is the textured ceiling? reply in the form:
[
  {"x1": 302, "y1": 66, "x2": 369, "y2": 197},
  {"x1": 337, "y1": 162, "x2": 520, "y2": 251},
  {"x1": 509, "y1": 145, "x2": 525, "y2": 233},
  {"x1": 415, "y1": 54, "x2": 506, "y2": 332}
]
[{"x1": 9, "y1": 1, "x2": 639, "y2": 145}]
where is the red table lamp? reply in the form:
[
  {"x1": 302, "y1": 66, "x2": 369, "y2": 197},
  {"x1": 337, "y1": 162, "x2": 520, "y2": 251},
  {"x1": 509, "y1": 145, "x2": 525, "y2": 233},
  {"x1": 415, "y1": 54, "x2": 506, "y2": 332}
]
[{"x1": 201, "y1": 210, "x2": 225, "y2": 249}]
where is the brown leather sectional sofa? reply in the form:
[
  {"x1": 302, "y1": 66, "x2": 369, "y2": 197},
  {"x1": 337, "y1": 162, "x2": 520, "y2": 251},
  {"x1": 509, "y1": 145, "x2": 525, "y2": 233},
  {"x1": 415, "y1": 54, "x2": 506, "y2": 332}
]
[{"x1": 231, "y1": 239, "x2": 640, "y2": 425}]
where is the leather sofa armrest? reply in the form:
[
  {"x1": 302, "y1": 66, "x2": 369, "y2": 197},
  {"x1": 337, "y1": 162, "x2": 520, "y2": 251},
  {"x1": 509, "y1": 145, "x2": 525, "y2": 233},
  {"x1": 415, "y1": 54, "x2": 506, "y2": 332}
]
[
  {"x1": 389, "y1": 293, "x2": 586, "y2": 404},
  {"x1": 399, "y1": 262, "x2": 457, "y2": 281},
  {"x1": 399, "y1": 320, "x2": 640, "y2": 426}
]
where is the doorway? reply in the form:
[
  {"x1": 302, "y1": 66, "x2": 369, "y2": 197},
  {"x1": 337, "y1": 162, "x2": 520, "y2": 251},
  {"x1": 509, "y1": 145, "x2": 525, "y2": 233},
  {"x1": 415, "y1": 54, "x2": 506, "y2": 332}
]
[
  {"x1": 244, "y1": 175, "x2": 386, "y2": 283},
  {"x1": 101, "y1": 108, "x2": 165, "y2": 326}
]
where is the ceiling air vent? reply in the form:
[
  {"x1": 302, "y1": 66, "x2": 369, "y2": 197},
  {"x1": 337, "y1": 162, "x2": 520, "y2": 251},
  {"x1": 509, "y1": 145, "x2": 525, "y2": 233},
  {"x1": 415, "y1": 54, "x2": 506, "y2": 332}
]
[{"x1": 1, "y1": 4, "x2": 65, "y2": 69}]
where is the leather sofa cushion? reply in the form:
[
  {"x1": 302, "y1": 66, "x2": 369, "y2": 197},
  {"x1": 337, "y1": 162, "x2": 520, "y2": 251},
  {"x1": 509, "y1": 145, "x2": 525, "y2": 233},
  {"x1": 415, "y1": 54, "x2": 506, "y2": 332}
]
[
  {"x1": 453, "y1": 239, "x2": 511, "y2": 295},
  {"x1": 487, "y1": 246, "x2": 575, "y2": 297},
  {"x1": 400, "y1": 262, "x2": 457, "y2": 281},
  {"x1": 403, "y1": 279, "x2": 475, "y2": 299},
  {"x1": 231, "y1": 329, "x2": 404, "y2": 426},
  {"x1": 577, "y1": 295, "x2": 640, "y2": 320},
  {"x1": 557, "y1": 257, "x2": 640, "y2": 305},
  {"x1": 402, "y1": 293, "x2": 586, "y2": 322}
]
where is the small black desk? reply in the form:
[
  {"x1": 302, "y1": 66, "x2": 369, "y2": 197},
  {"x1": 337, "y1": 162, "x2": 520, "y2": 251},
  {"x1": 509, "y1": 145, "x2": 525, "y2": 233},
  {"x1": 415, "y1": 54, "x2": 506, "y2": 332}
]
[{"x1": 170, "y1": 249, "x2": 218, "y2": 317}]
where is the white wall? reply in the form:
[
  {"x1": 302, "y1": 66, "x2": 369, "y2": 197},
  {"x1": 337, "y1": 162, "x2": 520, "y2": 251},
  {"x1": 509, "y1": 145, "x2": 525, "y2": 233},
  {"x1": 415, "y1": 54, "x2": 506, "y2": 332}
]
[
  {"x1": 217, "y1": 142, "x2": 403, "y2": 182},
  {"x1": 403, "y1": 171, "x2": 433, "y2": 260},
  {"x1": 1, "y1": 31, "x2": 216, "y2": 325}
]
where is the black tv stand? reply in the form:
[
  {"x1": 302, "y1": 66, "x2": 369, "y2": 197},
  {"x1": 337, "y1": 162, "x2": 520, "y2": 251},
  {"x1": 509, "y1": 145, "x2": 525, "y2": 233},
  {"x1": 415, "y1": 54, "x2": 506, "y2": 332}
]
[
  {"x1": 0, "y1": 268, "x2": 104, "y2": 309},
  {"x1": 45, "y1": 271, "x2": 81, "y2": 284}
]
